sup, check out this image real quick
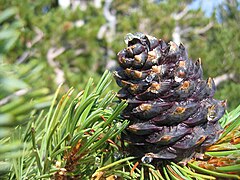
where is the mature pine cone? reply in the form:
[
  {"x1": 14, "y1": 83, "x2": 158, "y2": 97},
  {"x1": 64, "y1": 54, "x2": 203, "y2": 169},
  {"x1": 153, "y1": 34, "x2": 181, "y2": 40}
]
[{"x1": 114, "y1": 32, "x2": 226, "y2": 162}]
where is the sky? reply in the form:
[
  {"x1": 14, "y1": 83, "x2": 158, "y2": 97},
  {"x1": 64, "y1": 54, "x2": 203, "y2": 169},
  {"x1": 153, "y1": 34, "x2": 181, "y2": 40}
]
[{"x1": 188, "y1": 0, "x2": 224, "y2": 16}]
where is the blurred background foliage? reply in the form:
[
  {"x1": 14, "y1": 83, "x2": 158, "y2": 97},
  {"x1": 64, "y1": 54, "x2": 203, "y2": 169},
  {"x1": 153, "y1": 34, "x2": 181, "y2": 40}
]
[
  {"x1": 0, "y1": 0, "x2": 239, "y2": 178},
  {"x1": 1, "y1": 0, "x2": 239, "y2": 110}
]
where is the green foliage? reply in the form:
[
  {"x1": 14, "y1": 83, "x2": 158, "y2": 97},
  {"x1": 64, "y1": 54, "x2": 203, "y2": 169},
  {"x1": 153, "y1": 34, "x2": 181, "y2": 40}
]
[
  {"x1": 1, "y1": 1, "x2": 108, "y2": 91},
  {"x1": 1, "y1": 0, "x2": 239, "y2": 109},
  {"x1": 0, "y1": 64, "x2": 52, "y2": 177},
  {"x1": 7, "y1": 71, "x2": 128, "y2": 179},
  {"x1": 0, "y1": 0, "x2": 240, "y2": 179},
  {"x1": 92, "y1": 106, "x2": 240, "y2": 179},
  {"x1": 0, "y1": 8, "x2": 52, "y2": 174},
  {"x1": 2, "y1": 70, "x2": 239, "y2": 179},
  {"x1": 0, "y1": 7, "x2": 23, "y2": 58},
  {"x1": 112, "y1": 0, "x2": 239, "y2": 110},
  {"x1": 191, "y1": 0, "x2": 240, "y2": 110}
]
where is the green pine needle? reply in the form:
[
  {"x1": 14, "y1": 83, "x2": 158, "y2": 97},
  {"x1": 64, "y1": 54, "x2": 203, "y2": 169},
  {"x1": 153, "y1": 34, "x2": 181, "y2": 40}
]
[{"x1": 1, "y1": 70, "x2": 240, "y2": 179}]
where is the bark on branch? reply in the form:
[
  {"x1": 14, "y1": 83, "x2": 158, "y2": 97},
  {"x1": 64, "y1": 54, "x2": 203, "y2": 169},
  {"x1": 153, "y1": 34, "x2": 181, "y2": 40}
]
[
  {"x1": 97, "y1": 0, "x2": 116, "y2": 41},
  {"x1": 171, "y1": 5, "x2": 214, "y2": 45},
  {"x1": 214, "y1": 73, "x2": 235, "y2": 86},
  {"x1": 171, "y1": 7, "x2": 189, "y2": 44},
  {"x1": 97, "y1": 0, "x2": 117, "y2": 70},
  {"x1": 17, "y1": 27, "x2": 44, "y2": 64},
  {"x1": 0, "y1": 89, "x2": 29, "y2": 106},
  {"x1": 194, "y1": 21, "x2": 214, "y2": 34},
  {"x1": 172, "y1": 7, "x2": 189, "y2": 21},
  {"x1": 47, "y1": 47, "x2": 66, "y2": 86}
]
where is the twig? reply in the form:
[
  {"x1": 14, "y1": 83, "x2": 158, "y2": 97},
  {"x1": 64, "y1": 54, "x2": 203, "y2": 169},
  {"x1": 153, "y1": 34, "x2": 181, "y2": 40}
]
[
  {"x1": 98, "y1": 0, "x2": 116, "y2": 41},
  {"x1": 172, "y1": 25, "x2": 181, "y2": 45},
  {"x1": 214, "y1": 73, "x2": 235, "y2": 86},
  {"x1": 171, "y1": 7, "x2": 189, "y2": 44},
  {"x1": 172, "y1": 6, "x2": 189, "y2": 21},
  {"x1": 0, "y1": 88, "x2": 29, "y2": 106},
  {"x1": 97, "y1": 24, "x2": 108, "y2": 39},
  {"x1": 47, "y1": 47, "x2": 66, "y2": 85},
  {"x1": 16, "y1": 51, "x2": 31, "y2": 64},
  {"x1": 171, "y1": 4, "x2": 213, "y2": 45},
  {"x1": 17, "y1": 27, "x2": 44, "y2": 64},
  {"x1": 97, "y1": 0, "x2": 117, "y2": 70},
  {"x1": 26, "y1": 27, "x2": 44, "y2": 48},
  {"x1": 179, "y1": 27, "x2": 193, "y2": 35},
  {"x1": 194, "y1": 21, "x2": 214, "y2": 34}
]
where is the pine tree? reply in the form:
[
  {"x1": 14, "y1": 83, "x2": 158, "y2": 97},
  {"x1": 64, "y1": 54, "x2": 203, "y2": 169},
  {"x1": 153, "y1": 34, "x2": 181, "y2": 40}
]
[{"x1": 1, "y1": 0, "x2": 240, "y2": 179}]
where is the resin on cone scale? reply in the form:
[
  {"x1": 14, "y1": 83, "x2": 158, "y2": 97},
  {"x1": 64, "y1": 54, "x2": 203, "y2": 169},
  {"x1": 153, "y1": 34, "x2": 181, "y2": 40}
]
[{"x1": 114, "y1": 32, "x2": 226, "y2": 163}]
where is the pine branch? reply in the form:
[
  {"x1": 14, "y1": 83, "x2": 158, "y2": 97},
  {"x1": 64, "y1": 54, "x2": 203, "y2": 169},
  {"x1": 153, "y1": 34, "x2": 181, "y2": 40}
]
[
  {"x1": 214, "y1": 73, "x2": 235, "y2": 86},
  {"x1": 7, "y1": 71, "x2": 128, "y2": 179},
  {"x1": 47, "y1": 47, "x2": 66, "y2": 85}
]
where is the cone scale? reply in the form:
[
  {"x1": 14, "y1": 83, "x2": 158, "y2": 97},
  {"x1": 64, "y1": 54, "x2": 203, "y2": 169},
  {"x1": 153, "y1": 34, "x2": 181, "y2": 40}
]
[{"x1": 114, "y1": 32, "x2": 226, "y2": 162}]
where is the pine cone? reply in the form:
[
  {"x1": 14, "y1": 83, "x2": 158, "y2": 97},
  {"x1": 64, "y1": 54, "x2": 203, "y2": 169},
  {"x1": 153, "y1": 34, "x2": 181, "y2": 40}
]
[{"x1": 114, "y1": 32, "x2": 226, "y2": 162}]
